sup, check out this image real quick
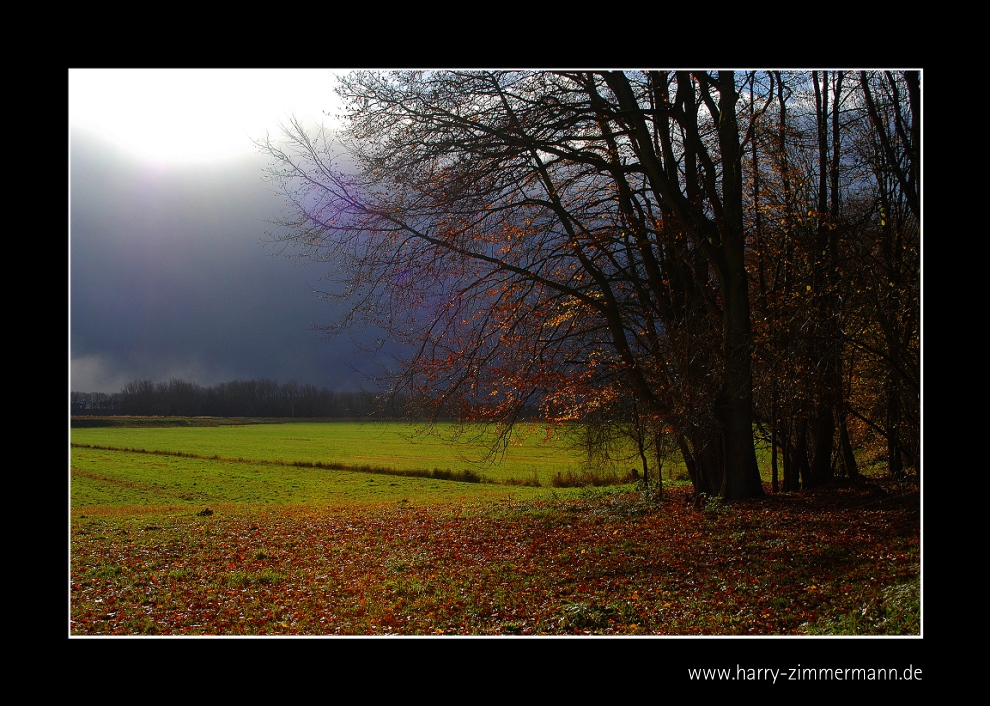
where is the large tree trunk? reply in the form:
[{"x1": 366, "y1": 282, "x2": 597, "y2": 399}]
[{"x1": 715, "y1": 72, "x2": 764, "y2": 500}]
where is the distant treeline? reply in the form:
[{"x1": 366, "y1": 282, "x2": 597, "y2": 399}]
[{"x1": 70, "y1": 378, "x2": 403, "y2": 418}]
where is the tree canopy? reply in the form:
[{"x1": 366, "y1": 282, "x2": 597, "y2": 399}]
[{"x1": 259, "y1": 70, "x2": 920, "y2": 501}]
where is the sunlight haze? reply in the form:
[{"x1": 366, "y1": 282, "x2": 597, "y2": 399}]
[{"x1": 69, "y1": 69, "x2": 343, "y2": 164}]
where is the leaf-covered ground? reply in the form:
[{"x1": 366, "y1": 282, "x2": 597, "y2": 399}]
[{"x1": 70, "y1": 482, "x2": 919, "y2": 636}]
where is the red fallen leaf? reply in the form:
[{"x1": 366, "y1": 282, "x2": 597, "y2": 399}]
[{"x1": 70, "y1": 485, "x2": 918, "y2": 636}]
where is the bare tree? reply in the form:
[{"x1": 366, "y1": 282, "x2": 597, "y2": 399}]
[{"x1": 259, "y1": 70, "x2": 772, "y2": 499}]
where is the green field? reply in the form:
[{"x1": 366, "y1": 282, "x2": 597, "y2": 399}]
[
  {"x1": 70, "y1": 420, "x2": 634, "y2": 512},
  {"x1": 72, "y1": 421, "x2": 588, "y2": 478}
]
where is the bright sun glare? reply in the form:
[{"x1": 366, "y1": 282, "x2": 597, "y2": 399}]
[{"x1": 70, "y1": 69, "x2": 341, "y2": 165}]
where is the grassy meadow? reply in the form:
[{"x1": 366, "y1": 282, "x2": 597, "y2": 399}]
[
  {"x1": 71, "y1": 420, "x2": 602, "y2": 488},
  {"x1": 70, "y1": 420, "x2": 634, "y2": 513},
  {"x1": 69, "y1": 418, "x2": 920, "y2": 637}
]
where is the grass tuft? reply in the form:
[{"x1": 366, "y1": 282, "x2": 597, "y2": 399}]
[{"x1": 801, "y1": 573, "x2": 920, "y2": 635}]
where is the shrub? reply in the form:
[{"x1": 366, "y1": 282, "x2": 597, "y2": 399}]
[{"x1": 550, "y1": 468, "x2": 626, "y2": 488}]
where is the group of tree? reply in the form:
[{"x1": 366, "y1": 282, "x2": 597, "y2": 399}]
[
  {"x1": 254, "y1": 70, "x2": 919, "y2": 501},
  {"x1": 71, "y1": 378, "x2": 393, "y2": 418}
]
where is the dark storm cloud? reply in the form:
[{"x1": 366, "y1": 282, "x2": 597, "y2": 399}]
[{"x1": 70, "y1": 128, "x2": 387, "y2": 394}]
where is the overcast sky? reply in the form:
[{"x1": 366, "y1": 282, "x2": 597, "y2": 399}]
[{"x1": 69, "y1": 69, "x2": 389, "y2": 394}]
